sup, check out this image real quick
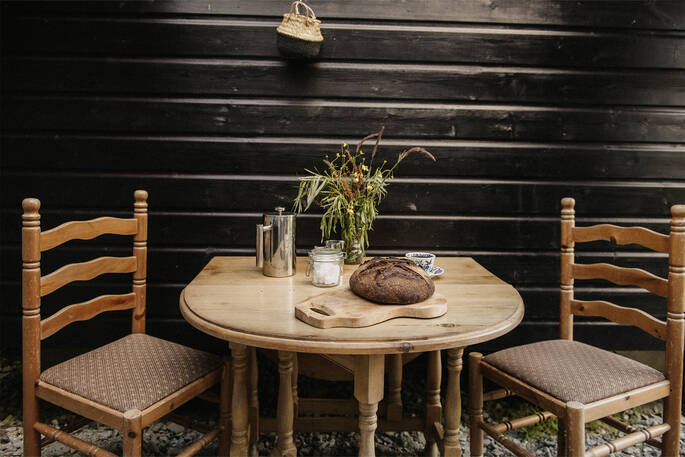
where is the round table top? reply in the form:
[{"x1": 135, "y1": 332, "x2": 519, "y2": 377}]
[{"x1": 180, "y1": 256, "x2": 524, "y2": 354}]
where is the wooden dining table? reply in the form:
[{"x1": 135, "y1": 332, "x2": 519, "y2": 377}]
[{"x1": 180, "y1": 256, "x2": 524, "y2": 457}]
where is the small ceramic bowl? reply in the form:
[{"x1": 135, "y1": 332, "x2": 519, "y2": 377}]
[{"x1": 405, "y1": 252, "x2": 436, "y2": 270}]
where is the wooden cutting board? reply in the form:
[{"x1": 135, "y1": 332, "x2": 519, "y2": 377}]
[{"x1": 295, "y1": 287, "x2": 447, "y2": 329}]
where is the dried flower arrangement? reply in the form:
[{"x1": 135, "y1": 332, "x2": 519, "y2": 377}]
[{"x1": 293, "y1": 126, "x2": 435, "y2": 263}]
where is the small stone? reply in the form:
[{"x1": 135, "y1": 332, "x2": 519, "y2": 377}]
[{"x1": 166, "y1": 422, "x2": 185, "y2": 434}]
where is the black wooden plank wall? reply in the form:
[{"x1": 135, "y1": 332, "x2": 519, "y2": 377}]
[{"x1": 1, "y1": 0, "x2": 684, "y2": 354}]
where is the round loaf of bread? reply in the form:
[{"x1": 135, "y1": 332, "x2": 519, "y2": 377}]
[{"x1": 349, "y1": 257, "x2": 435, "y2": 304}]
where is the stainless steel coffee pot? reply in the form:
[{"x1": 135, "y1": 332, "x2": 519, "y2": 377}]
[{"x1": 256, "y1": 207, "x2": 296, "y2": 277}]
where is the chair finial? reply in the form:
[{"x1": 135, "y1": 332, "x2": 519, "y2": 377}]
[
  {"x1": 22, "y1": 198, "x2": 40, "y2": 214},
  {"x1": 134, "y1": 190, "x2": 148, "y2": 203},
  {"x1": 561, "y1": 197, "x2": 575, "y2": 210},
  {"x1": 671, "y1": 204, "x2": 685, "y2": 219}
]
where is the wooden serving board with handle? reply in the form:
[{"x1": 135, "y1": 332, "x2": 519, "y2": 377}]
[{"x1": 295, "y1": 287, "x2": 447, "y2": 329}]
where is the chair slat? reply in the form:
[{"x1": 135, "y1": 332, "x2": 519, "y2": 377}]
[
  {"x1": 573, "y1": 263, "x2": 668, "y2": 297},
  {"x1": 40, "y1": 217, "x2": 137, "y2": 252},
  {"x1": 34, "y1": 422, "x2": 118, "y2": 457},
  {"x1": 573, "y1": 224, "x2": 669, "y2": 253},
  {"x1": 41, "y1": 293, "x2": 136, "y2": 340},
  {"x1": 585, "y1": 423, "x2": 670, "y2": 457},
  {"x1": 40, "y1": 256, "x2": 137, "y2": 296},
  {"x1": 571, "y1": 299, "x2": 667, "y2": 340}
]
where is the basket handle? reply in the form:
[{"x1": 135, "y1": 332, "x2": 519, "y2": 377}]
[{"x1": 288, "y1": 1, "x2": 317, "y2": 20}]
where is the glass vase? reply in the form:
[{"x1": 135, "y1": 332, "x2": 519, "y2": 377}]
[{"x1": 345, "y1": 238, "x2": 365, "y2": 265}]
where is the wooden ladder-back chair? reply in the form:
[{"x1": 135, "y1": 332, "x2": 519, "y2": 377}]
[
  {"x1": 468, "y1": 197, "x2": 684, "y2": 457},
  {"x1": 21, "y1": 190, "x2": 231, "y2": 457}
]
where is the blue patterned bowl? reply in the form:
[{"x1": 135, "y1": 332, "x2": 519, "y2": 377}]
[{"x1": 404, "y1": 252, "x2": 436, "y2": 270}]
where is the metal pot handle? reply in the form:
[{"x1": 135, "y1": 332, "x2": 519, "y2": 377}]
[{"x1": 256, "y1": 224, "x2": 272, "y2": 267}]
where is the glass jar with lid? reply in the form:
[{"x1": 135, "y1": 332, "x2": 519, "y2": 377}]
[{"x1": 306, "y1": 247, "x2": 346, "y2": 287}]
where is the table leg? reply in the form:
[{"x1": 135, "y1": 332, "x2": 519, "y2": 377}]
[
  {"x1": 275, "y1": 351, "x2": 297, "y2": 457},
  {"x1": 386, "y1": 354, "x2": 403, "y2": 422},
  {"x1": 229, "y1": 343, "x2": 249, "y2": 457},
  {"x1": 292, "y1": 353, "x2": 299, "y2": 418},
  {"x1": 424, "y1": 350, "x2": 442, "y2": 457},
  {"x1": 443, "y1": 348, "x2": 464, "y2": 457},
  {"x1": 248, "y1": 347, "x2": 259, "y2": 457},
  {"x1": 354, "y1": 354, "x2": 385, "y2": 457}
]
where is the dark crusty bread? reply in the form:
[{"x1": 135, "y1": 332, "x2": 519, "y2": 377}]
[{"x1": 349, "y1": 257, "x2": 435, "y2": 304}]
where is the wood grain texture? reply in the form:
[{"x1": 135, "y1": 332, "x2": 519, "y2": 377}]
[
  {"x1": 40, "y1": 216, "x2": 137, "y2": 252},
  {"x1": 4, "y1": 136, "x2": 684, "y2": 180},
  {"x1": 33, "y1": 422, "x2": 118, "y2": 457},
  {"x1": 6, "y1": 17, "x2": 684, "y2": 69},
  {"x1": 295, "y1": 289, "x2": 447, "y2": 329},
  {"x1": 6, "y1": 97, "x2": 685, "y2": 143},
  {"x1": 5, "y1": 1, "x2": 684, "y2": 30},
  {"x1": 3, "y1": 173, "x2": 683, "y2": 218},
  {"x1": 572, "y1": 263, "x2": 668, "y2": 297},
  {"x1": 40, "y1": 256, "x2": 137, "y2": 296},
  {"x1": 180, "y1": 256, "x2": 524, "y2": 354},
  {"x1": 570, "y1": 299, "x2": 666, "y2": 340},
  {"x1": 2, "y1": 0, "x2": 684, "y2": 354},
  {"x1": 573, "y1": 224, "x2": 670, "y2": 253},
  {"x1": 40, "y1": 292, "x2": 136, "y2": 340},
  {"x1": 6, "y1": 58, "x2": 684, "y2": 106}
]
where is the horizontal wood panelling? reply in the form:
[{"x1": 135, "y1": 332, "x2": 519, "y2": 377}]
[
  {"x1": 5, "y1": 97, "x2": 685, "y2": 143},
  {"x1": 2, "y1": 0, "x2": 683, "y2": 353},
  {"x1": 1, "y1": 213, "x2": 673, "y2": 254},
  {"x1": 2, "y1": 173, "x2": 683, "y2": 217},
  {"x1": 0, "y1": 245, "x2": 671, "y2": 287},
  {"x1": 3, "y1": 213, "x2": 562, "y2": 250},
  {"x1": 3, "y1": 136, "x2": 685, "y2": 180},
  {"x1": 6, "y1": 58, "x2": 685, "y2": 106},
  {"x1": 5, "y1": 17, "x2": 684, "y2": 69},
  {"x1": 3, "y1": 1, "x2": 684, "y2": 30}
]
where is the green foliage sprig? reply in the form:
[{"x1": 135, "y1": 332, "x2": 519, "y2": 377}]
[{"x1": 293, "y1": 126, "x2": 435, "y2": 251}]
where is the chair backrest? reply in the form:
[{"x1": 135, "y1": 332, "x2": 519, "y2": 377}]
[
  {"x1": 558, "y1": 196, "x2": 684, "y2": 381},
  {"x1": 21, "y1": 190, "x2": 149, "y2": 373}
]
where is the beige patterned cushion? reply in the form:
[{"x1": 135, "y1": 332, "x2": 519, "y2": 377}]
[
  {"x1": 40, "y1": 333, "x2": 221, "y2": 412},
  {"x1": 484, "y1": 339, "x2": 665, "y2": 404}
]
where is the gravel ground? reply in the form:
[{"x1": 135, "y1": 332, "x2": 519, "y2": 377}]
[{"x1": 2, "y1": 356, "x2": 684, "y2": 456}]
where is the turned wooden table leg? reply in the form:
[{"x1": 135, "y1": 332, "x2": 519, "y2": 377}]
[
  {"x1": 229, "y1": 343, "x2": 249, "y2": 457},
  {"x1": 354, "y1": 354, "x2": 385, "y2": 457},
  {"x1": 387, "y1": 354, "x2": 403, "y2": 422},
  {"x1": 443, "y1": 348, "x2": 464, "y2": 457},
  {"x1": 248, "y1": 347, "x2": 259, "y2": 457},
  {"x1": 424, "y1": 350, "x2": 442, "y2": 457},
  {"x1": 275, "y1": 351, "x2": 297, "y2": 457},
  {"x1": 292, "y1": 353, "x2": 299, "y2": 418}
]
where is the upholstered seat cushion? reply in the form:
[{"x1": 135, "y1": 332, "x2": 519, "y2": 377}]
[
  {"x1": 40, "y1": 333, "x2": 221, "y2": 412},
  {"x1": 484, "y1": 339, "x2": 665, "y2": 404}
]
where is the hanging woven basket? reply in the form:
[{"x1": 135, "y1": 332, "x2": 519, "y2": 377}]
[{"x1": 276, "y1": 1, "x2": 323, "y2": 59}]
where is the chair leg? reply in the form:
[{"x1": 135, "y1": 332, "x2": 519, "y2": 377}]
[
  {"x1": 123, "y1": 409, "x2": 143, "y2": 457},
  {"x1": 23, "y1": 398, "x2": 40, "y2": 457},
  {"x1": 219, "y1": 357, "x2": 232, "y2": 457},
  {"x1": 468, "y1": 353, "x2": 484, "y2": 457},
  {"x1": 566, "y1": 402, "x2": 585, "y2": 457},
  {"x1": 557, "y1": 417, "x2": 567, "y2": 457},
  {"x1": 662, "y1": 393, "x2": 682, "y2": 457}
]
